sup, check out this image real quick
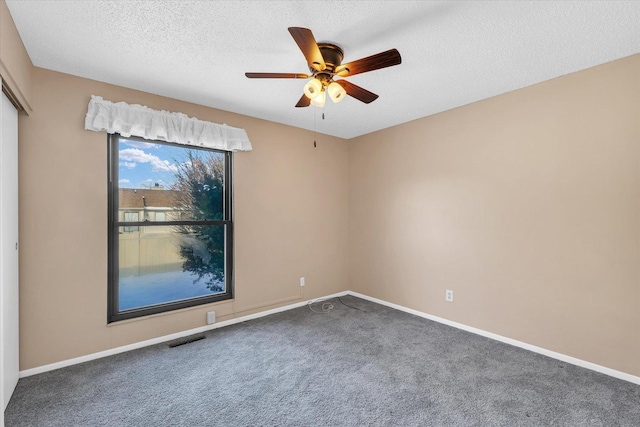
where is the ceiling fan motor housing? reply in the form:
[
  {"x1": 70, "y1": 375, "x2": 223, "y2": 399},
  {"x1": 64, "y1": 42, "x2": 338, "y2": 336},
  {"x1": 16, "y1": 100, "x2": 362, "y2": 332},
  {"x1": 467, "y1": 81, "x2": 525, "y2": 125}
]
[{"x1": 311, "y1": 43, "x2": 344, "y2": 74}]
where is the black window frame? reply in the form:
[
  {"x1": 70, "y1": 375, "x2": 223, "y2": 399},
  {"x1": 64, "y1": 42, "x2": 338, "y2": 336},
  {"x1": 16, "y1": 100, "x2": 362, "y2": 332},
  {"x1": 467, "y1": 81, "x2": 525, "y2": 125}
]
[{"x1": 107, "y1": 134, "x2": 234, "y2": 323}]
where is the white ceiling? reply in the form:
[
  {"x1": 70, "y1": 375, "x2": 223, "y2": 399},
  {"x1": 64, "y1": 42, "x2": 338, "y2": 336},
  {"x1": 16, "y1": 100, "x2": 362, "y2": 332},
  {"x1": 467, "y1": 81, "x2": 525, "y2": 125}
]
[{"x1": 6, "y1": 1, "x2": 640, "y2": 139}]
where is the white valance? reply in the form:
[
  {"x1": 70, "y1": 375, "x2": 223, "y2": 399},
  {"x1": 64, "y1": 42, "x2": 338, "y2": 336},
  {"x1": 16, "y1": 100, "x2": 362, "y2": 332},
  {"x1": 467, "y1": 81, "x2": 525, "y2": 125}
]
[{"x1": 84, "y1": 95, "x2": 252, "y2": 152}]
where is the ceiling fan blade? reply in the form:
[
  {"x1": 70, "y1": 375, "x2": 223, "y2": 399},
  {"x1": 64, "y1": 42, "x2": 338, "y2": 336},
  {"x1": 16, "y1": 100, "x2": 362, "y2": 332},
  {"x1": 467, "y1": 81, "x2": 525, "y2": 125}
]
[
  {"x1": 335, "y1": 49, "x2": 401, "y2": 77},
  {"x1": 295, "y1": 94, "x2": 311, "y2": 108},
  {"x1": 337, "y1": 80, "x2": 379, "y2": 104},
  {"x1": 288, "y1": 27, "x2": 326, "y2": 72},
  {"x1": 245, "y1": 72, "x2": 310, "y2": 79}
]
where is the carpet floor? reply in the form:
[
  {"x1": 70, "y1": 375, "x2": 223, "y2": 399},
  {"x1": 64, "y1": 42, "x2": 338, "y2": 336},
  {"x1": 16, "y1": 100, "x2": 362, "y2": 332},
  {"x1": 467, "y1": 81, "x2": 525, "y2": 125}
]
[{"x1": 5, "y1": 295, "x2": 640, "y2": 426}]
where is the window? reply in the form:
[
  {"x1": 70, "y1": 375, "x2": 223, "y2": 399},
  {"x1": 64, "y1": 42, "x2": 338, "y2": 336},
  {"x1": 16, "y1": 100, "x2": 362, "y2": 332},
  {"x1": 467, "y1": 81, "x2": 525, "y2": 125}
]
[
  {"x1": 123, "y1": 212, "x2": 139, "y2": 232},
  {"x1": 108, "y1": 134, "x2": 233, "y2": 322}
]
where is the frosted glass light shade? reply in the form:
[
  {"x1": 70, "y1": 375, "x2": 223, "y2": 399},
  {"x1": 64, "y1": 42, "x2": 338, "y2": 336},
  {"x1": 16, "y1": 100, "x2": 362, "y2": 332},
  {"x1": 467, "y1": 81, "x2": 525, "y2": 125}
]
[
  {"x1": 310, "y1": 90, "x2": 326, "y2": 107},
  {"x1": 327, "y1": 81, "x2": 346, "y2": 103},
  {"x1": 303, "y1": 79, "x2": 322, "y2": 99}
]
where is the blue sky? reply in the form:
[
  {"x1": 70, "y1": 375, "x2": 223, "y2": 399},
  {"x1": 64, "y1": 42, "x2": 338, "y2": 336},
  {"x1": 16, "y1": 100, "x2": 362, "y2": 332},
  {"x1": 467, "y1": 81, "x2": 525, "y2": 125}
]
[{"x1": 118, "y1": 139, "x2": 185, "y2": 189}]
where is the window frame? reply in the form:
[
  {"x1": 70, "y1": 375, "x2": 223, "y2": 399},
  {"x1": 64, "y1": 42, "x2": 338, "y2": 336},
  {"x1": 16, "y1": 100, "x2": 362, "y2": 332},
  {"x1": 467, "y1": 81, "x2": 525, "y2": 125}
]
[{"x1": 107, "y1": 134, "x2": 234, "y2": 323}]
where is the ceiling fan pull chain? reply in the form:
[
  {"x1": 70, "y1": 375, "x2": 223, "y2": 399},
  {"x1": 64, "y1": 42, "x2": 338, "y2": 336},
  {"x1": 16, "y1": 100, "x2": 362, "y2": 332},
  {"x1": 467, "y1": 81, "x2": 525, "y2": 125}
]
[{"x1": 313, "y1": 110, "x2": 325, "y2": 148}]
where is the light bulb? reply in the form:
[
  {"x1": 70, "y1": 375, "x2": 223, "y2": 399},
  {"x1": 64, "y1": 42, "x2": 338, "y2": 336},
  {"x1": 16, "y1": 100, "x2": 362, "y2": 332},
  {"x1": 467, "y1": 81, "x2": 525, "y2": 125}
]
[
  {"x1": 303, "y1": 79, "x2": 322, "y2": 99},
  {"x1": 327, "y1": 81, "x2": 346, "y2": 103},
  {"x1": 310, "y1": 89, "x2": 326, "y2": 107}
]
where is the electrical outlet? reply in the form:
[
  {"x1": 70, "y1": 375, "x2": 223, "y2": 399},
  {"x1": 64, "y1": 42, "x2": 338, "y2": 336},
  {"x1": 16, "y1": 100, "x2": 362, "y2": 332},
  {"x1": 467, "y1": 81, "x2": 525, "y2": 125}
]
[
  {"x1": 300, "y1": 277, "x2": 305, "y2": 287},
  {"x1": 445, "y1": 290, "x2": 454, "y2": 302},
  {"x1": 206, "y1": 311, "x2": 216, "y2": 324}
]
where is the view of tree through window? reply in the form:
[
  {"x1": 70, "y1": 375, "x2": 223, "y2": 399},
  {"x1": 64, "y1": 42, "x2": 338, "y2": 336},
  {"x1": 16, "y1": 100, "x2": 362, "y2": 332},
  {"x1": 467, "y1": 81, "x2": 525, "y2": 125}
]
[{"x1": 108, "y1": 135, "x2": 232, "y2": 322}]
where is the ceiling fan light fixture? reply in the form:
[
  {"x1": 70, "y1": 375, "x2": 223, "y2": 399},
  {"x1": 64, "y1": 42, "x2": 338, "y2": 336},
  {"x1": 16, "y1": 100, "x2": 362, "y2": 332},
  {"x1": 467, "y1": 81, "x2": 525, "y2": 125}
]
[
  {"x1": 328, "y1": 81, "x2": 346, "y2": 103},
  {"x1": 310, "y1": 89, "x2": 326, "y2": 107},
  {"x1": 245, "y1": 27, "x2": 401, "y2": 108},
  {"x1": 303, "y1": 79, "x2": 322, "y2": 99}
]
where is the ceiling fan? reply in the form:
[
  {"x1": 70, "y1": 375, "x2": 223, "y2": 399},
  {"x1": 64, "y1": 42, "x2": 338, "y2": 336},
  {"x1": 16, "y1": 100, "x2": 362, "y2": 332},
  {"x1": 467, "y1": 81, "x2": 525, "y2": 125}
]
[{"x1": 245, "y1": 27, "x2": 401, "y2": 107}]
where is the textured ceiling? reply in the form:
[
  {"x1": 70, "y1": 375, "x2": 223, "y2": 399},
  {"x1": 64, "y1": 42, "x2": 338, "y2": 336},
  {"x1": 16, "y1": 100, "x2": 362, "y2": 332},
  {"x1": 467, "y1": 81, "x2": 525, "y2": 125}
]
[{"x1": 6, "y1": 1, "x2": 640, "y2": 139}]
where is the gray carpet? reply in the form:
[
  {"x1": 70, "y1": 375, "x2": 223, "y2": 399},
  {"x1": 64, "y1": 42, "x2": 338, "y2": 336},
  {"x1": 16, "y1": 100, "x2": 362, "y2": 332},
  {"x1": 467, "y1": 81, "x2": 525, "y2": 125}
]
[{"x1": 5, "y1": 295, "x2": 640, "y2": 426}]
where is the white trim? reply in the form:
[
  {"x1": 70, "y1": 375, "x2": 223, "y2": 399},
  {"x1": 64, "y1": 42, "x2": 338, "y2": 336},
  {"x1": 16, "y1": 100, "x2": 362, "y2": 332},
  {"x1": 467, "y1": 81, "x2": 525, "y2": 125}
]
[
  {"x1": 20, "y1": 289, "x2": 639, "y2": 386},
  {"x1": 347, "y1": 291, "x2": 640, "y2": 386},
  {"x1": 19, "y1": 291, "x2": 348, "y2": 378}
]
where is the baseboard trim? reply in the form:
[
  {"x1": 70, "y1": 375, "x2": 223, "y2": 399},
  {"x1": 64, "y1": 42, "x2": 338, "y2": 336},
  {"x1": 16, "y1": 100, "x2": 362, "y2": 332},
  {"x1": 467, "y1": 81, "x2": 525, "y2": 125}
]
[
  {"x1": 347, "y1": 291, "x2": 640, "y2": 386},
  {"x1": 19, "y1": 291, "x2": 349, "y2": 378},
  {"x1": 20, "y1": 290, "x2": 639, "y2": 385}
]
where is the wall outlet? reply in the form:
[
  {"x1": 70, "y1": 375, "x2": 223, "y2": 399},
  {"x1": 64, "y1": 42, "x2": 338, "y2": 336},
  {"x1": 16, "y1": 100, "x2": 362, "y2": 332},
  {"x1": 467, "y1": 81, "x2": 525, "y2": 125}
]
[
  {"x1": 445, "y1": 289, "x2": 454, "y2": 302},
  {"x1": 206, "y1": 311, "x2": 216, "y2": 325},
  {"x1": 300, "y1": 277, "x2": 305, "y2": 287}
]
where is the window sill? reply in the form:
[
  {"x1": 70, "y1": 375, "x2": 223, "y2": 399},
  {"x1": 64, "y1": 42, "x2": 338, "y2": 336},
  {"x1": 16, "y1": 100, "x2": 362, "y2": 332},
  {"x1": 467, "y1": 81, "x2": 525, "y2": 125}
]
[{"x1": 106, "y1": 297, "x2": 236, "y2": 327}]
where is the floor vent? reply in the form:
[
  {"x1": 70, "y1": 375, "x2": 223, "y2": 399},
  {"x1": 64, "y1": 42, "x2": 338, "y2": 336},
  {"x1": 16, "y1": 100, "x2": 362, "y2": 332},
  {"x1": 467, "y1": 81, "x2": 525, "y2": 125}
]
[{"x1": 168, "y1": 335, "x2": 205, "y2": 348}]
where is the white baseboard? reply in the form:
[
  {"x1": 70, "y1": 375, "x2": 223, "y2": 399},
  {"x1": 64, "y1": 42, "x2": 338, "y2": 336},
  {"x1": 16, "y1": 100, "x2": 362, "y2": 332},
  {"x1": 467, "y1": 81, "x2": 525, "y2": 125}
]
[
  {"x1": 19, "y1": 291, "x2": 349, "y2": 378},
  {"x1": 20, "y1": 289, "x2": 639, "y2": 386},
  {"x1": 347, "y1": 291, "x2": 640, "y2": 386}
]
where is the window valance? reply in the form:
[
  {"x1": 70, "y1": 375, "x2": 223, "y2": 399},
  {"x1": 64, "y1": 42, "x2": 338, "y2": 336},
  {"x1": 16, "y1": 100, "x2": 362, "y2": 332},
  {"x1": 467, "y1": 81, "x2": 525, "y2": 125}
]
[{"x1": 84, "y1": 95, "x2": 252, "y2": 152}]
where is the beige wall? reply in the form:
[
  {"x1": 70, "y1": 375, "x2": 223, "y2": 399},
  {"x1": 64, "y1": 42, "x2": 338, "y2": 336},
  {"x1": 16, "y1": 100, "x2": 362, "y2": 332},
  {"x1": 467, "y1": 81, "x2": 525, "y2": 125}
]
[
  {"x1": 0, "y1": 0, "x2": 33, "y2": 113},
  {"x1": 349, "y1": 54, "x2": 640, "y2": 376},
  {"x1": 19, "y1": 67, "x2": 349, "y2": 369}
]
